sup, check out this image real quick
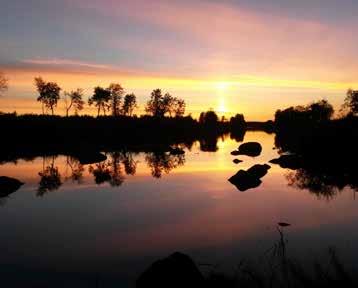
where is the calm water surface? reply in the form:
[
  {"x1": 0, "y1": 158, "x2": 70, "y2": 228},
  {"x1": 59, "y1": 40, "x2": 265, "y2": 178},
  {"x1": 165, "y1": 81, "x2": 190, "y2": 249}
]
[{"x1": 1, "y1": 131, "x2": 358, "y2": 287}]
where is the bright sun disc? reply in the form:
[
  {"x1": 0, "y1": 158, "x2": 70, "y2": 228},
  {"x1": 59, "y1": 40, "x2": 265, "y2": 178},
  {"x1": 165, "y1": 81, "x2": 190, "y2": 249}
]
[{"x1": 215, "y1": 81, "x2": 230, "y2": 91}]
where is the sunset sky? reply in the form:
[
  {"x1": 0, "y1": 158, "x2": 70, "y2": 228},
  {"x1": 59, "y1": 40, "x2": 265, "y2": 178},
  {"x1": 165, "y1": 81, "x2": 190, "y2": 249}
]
[{"x1": 1, "y1": 0, "x2": 358, "y2": 120}]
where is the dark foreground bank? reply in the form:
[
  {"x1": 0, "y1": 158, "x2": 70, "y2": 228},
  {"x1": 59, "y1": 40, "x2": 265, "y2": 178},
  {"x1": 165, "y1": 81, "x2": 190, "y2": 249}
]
[{"x1": 137, "y1": 229, "x2": 357, "y2": 288}]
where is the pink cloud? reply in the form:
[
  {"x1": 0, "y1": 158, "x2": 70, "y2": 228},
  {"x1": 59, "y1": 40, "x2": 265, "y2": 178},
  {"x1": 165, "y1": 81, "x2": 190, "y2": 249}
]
[{"x1": 72, "y1": 0, "x2": 358, "y2": 81}]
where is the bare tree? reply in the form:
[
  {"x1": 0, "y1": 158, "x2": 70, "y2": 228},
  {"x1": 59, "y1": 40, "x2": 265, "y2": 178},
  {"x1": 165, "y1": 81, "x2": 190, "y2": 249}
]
[
  {"x1": 64, "y1": 89, "x2": 85, "y2": 116},
  {"x1": 0, "y1": 72, "x2": 8, "y2": 96},
  {"x1": 34, "y1": 77, "x2": 61, "y2": 115}
]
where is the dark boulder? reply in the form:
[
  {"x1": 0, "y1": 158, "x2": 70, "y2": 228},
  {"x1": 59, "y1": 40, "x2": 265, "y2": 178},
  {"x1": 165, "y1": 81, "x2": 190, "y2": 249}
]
[
  {"x1": 228, "y1": 164, "x2": 270, "y2": 192},
  {"x1": 233, "y1": 159, "x2": 243, "y2": 164},
  {"x1": 137, "y1": 252, "x2": 204, "y2": 288},
  {"x1": 0, "y1": 176, "x2": 24, "y2": 197},
  {"x1": 230, "y1": 150, "x2": 241, "y2": 156},
  {"x1": 74, "y1": 152, "x2": 107, "y2": 165},
  {"x1": 237, "y1": 142, "x2": 262, "y2": 157},
  {"x1": 269, "y1": 154, "x2": 303, "y2": 170},
  {"x1": 247, "y1": 164, "x2": 271, "y2": 178},
  {"x1": 228, "y1": 170, "x2": 262, "y2": 191}
]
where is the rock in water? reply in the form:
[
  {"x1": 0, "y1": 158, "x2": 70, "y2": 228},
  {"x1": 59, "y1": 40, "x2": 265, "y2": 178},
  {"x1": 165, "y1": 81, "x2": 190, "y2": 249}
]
[
  {"x1": 233, "y1": 159, "x2": 243, "y2": 164},
  {"x1": 137, "y1": 252, "x2": 204, "y2": 288},
  {"x1": 247, "y1": 164, "x2": 271, "y2": 178},
  {"x1": 237, "y1": 142, "x2": 262, "y2": 157},
  {"x1": 228, "y1": 164, "x2": 270, "y2": 192},
  {"x1": 0, "y1": 176, "x2": 24, "y2": 197},
  {"x1": 228, "y1": 170, "x2": 262, "y2": 191}
]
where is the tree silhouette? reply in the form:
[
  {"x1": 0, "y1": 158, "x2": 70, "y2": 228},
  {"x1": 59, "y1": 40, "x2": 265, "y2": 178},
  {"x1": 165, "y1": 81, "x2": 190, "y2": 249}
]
[
  {"x1": 145, "y1": 89, "x2": 186, "y2": 117},
  {"x1": 230, "y1": 114, "x2": 246, "y2": 129},
  {"x1": 163, "y1": 93, "x2": 175, "y2": 116},
  {"x1": 122, "y1": 93, "x2": 137, "y2": 116},
  {"x1": 63, "y1": 88, "x2": 85, "y2": 116},
  {"x1": 0, "y1": 72, "x2": 8, "y2": 96},
  {"x1": 275, "y1": 99, "x2": 334, "y2": 129},
  {"x1": 199, "y1": 110, "x2": 219, "y2": 126},
  {"x1": 34, "y1": 77, "x2": 61, "y2": 115},
  {"x1": 108, "y1": 83, "x2": 124, "y2": 116},
  {"x1": 173, "y1": 98, "x2": 186, "y2": 117},
  {"x1": 146, "y1": 89, "x2": 165, "y2": 117},
  {"x1": 308, "y1": 99, "x2": 334, "y2": 122},
  {"x1": 342, "y1": 89, "x2": 358, "y2": 116},
  {"x1": 88, "y1": 86, "x2": 111, "y2": 116}
]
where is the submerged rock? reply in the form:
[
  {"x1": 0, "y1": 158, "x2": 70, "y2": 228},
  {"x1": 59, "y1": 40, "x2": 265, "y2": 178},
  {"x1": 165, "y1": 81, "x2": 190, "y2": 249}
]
[
  {"x1": 269, "y1": 154, "x2": 303, "y2": 170},
  {"x1": 237, "y1": 142, "x2": 262, "y2": 157},
  {"x1": 137, "y1": 252, "x2": 204, "y2": 288},
  {"x1": 233, "y1": 159, "x2": 243, "y2": 164},
  {"x1": 74, "y1": 152, "x2": 107, "y2": 165},
  {"x1": 0, "y1": 176, "x2": 24, "y2": 197},
  {"x1": 228, "y1": 164, "x2": 270, "y2": 192}
]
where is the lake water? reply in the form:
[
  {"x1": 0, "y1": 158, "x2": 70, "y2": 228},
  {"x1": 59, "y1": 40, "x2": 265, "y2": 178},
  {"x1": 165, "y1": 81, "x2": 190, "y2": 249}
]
[{"x1": 1, "y1": 131, "x2": 358, "y2": 287}]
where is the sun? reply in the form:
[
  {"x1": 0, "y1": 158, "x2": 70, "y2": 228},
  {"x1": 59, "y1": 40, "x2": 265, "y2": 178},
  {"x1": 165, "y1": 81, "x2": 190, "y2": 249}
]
[{"x1": 215, "y1": 81, "x2": 230, "y2": 91}]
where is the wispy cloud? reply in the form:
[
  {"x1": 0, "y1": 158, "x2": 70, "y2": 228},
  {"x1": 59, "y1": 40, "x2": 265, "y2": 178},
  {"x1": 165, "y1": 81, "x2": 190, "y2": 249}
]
[
  {"x1": 74, "y1": 0, "x2": 358, "y2": 82},
  {"x1": 21, "y1": 58, "x2": 114, "y2": 70}
]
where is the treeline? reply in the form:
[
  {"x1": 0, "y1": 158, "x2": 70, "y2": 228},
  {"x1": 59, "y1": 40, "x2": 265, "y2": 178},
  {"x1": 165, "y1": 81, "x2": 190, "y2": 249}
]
[
  {"x1": 0, "y1": 111, "x2": 248, "y2": 160},
  {"x1": 0, "y1": 74, "x2": 250, "y2": 156},
  {"x1": 0, "y1": 74, "x2": 249, "y2": 158},
  {"x1": 34, "y1": 77, "x2": 186, "y2": 117},
  {"x1": 273, "y1": 91, "x2": 358, "y2": 197},
  {"x1": 274, "y1": 92, "x2": 358, "y2": 149},
  {"x1": 275, "y1": 89, "x2": 358, "y2": 129}
]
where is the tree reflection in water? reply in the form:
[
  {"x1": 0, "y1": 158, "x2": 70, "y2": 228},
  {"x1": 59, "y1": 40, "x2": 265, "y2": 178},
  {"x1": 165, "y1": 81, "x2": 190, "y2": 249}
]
[
  {"x1": 34, "y1": 149, "x2": 186, "y2": 192},
  {"x1": 199, "y1": 135, "x2": 219, "y2": 152},
  {"x1": 122, "y1": 151, "x2": 137, "y2": 175},
  {"x1": 38, "y1": 156, "x2": 62, "y2": 196},
  {"x1": 88, "y1": 151, "x2": 139, "y2": 186},
  {"x1": 145, "y1": 152, "x2": 185, "y2": 178},
  {"x1": 286, "y1": 168, "x2": 358, "y2": 201},
  {"x1": 89, "y1": 152, "x2": 124, "y2": 187},
  {"x1": 65, "y1": 156, "x2": 84, "y2": 184}
]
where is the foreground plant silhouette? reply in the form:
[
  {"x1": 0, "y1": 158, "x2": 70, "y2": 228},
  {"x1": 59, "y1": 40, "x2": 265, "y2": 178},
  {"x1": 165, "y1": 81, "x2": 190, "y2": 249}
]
[{"x1": 137, "y1": 223, "x2": 356, "y2": 288}]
